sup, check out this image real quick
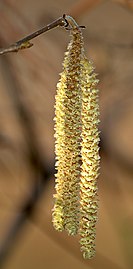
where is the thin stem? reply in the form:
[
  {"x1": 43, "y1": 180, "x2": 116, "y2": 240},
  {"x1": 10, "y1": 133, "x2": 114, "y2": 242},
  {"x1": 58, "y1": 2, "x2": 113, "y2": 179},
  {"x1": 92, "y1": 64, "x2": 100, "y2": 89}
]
[{"x1": 0, "y1": 16, "x2": 67, "y2": 55}]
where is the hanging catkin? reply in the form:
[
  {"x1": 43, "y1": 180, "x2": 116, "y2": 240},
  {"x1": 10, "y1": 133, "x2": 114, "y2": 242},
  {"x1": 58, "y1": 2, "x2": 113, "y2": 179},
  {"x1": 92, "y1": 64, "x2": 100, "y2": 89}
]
[
  {"x1": 53, "y1": 25, "x2": 83, "y2": 235},
  {"x1": 79, "y1": 57, "x2": 100, "y2": 259},
  {"x1": 52, "y1": 15, "x2": 100, "y2": 259}
]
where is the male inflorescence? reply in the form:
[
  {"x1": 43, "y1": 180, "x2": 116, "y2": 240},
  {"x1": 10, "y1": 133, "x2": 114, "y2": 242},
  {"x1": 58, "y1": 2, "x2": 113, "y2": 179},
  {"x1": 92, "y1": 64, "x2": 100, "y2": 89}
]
[{"x1": 52, "y1": 16, "x2": 100, "y2": 259}]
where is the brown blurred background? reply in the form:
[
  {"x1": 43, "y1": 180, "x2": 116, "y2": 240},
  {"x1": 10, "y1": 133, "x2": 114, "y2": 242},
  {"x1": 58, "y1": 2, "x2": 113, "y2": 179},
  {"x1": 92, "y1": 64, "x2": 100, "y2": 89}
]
[{"x1": 0, "y1": 0, "x2": 133, "y2": 269}]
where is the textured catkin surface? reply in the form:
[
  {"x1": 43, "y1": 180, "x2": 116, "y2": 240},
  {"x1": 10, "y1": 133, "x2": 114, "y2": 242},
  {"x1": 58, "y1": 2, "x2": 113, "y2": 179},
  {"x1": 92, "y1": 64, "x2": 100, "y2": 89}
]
[
  {"x1": 53, "y1": 22, "x2": 100, "y2": 258},
  {"x1": 79, "y1": 58, "x2": 100, "y2": 259},
  {"x1": 53, "y1": 28, "x2": 83, "y2": 235}
]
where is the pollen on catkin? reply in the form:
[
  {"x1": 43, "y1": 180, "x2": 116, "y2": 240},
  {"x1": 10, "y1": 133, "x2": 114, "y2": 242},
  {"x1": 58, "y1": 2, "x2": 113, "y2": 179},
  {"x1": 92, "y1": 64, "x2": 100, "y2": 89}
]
[
  {"x1": 79, "y1": 57, "x2": 100, "y2": 259},
  {"x1": 52, "y1": 27, "x2": 84, "y2": 235}
]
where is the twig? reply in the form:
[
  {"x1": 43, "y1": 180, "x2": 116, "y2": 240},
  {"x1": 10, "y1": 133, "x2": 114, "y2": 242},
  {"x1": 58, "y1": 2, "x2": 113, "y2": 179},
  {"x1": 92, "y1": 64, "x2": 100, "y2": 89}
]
[{"x1": 0, "y1": 15, "x2": 67, "y2": 55}]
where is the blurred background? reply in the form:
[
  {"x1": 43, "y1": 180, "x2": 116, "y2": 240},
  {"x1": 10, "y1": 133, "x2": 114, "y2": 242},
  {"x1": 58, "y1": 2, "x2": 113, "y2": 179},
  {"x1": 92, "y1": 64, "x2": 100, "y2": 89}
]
[{"x1": 0, "y1": 0, "x2": 133, "y2": 268}]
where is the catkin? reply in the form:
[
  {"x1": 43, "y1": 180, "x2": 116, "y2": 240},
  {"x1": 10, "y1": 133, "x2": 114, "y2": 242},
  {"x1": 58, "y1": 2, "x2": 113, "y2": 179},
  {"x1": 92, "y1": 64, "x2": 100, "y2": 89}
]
[
  {"x1": 79, "y1": 57, "x2": 100, "y2": 259},
  {"x1": 53, "y1": 27, "x2": 83, "y2": 235},
  {"x1": 52, "y1": 15, "x2": 100, "y2": 259}
]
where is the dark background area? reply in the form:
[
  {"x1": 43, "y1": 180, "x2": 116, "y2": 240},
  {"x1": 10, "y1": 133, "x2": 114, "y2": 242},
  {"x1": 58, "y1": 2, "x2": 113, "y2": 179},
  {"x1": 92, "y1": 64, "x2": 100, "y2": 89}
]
[{"x1": 0, "y1": 0, "x2": 133, "y2": 268}]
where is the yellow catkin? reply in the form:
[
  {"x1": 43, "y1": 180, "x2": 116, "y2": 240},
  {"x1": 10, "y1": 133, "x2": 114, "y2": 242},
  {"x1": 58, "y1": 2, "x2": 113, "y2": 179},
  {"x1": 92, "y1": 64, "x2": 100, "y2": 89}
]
[
  {"x1": 52, "y1": 27, "x2": 83, "y2": 235},
  {"x1": 52, "y1": 70, "x2": 67, "y2": 232},
  {"x1": 52, "y1": 15, "x2": 100, "y2": 258},
  {"x1": 79, "y1": 57, "x2": 100, "y2": 259}
]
